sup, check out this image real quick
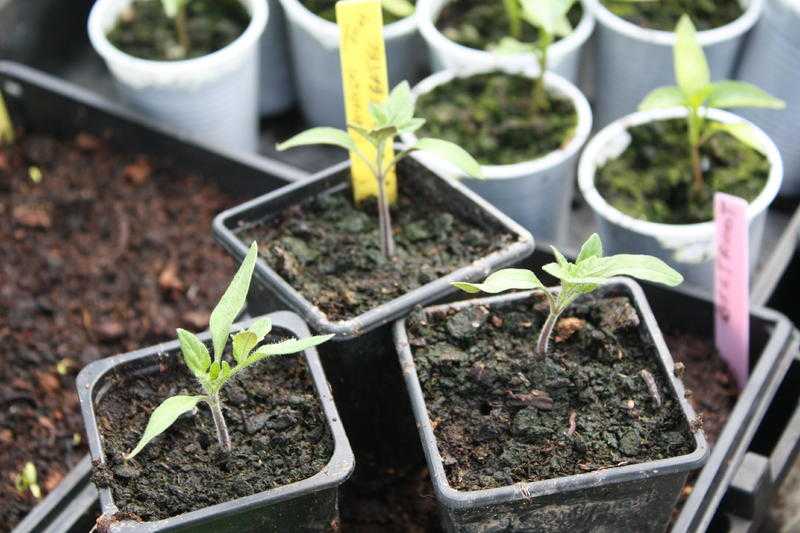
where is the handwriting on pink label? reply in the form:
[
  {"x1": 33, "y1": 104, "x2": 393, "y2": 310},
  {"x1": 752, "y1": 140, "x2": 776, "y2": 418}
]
[{"x1": 714, "y1": 193, "x2": 749, "y2": 389}]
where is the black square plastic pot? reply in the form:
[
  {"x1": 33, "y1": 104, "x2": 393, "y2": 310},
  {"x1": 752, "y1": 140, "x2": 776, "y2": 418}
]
[
  {"x1": 394, "y1": 278, "x2": 708, "y2": 533},
  {"x1": 212, "y1": 158, "x2": 535, "y2": 478},
  {"x1": 76, "y1": 312, "x2": 354, "y2": 532}
]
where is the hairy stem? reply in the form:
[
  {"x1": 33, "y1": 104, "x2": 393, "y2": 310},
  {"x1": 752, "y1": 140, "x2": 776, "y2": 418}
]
[
  {"x1": 175, "y1": 4, "x2": 191, "y2": 55},
  {"x1": 532, "y1": 37, "x2": 550, "y2": 113},
  {"x1": 535, "y1": 310, "x2": 559, "y2": 356},
  {"x1": 376, "y1": 170, "x2": 395, "y2": 259},
  {"x1": 687, "y1": 109, "x2": 705, "y2": 196},
  {"x1": 503, "y1": 0, "x2": 521, "y2": 39},
  {"x1": 207, "y1": 394, "x2": 232, "y2": 452}
]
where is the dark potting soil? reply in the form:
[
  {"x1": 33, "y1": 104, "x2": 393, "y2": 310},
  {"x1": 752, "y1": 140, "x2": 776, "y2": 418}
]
[
  {"x1": 436, "y1": 0, "x2": 583, "y2": 51},
  {"x1": 0, "y1": 132, "x2": 242, "y2": 531},
  {"x1": 601, "y1": 0, "x2": 744, "y2": 32},
  {"x1": 301, "y1": 0, "x2": 417, "y2": 24},
  {"x1": 415, "y1": 72, "x2": 578, "y2": 166},
  {"x1": 238, "y1": 158, "x2": 517, "y2": 321},
  {"x1": 107, "y1": 0, "x2": 250, "y2": 60},
  {"x1": 407, "y1": 293, "x2": 695, "y2": 491},
  {"x1": 596, "y1": 118, "x2": 769, "y2": 224},
  {"x1": 92, "y1": 340, "x2": 333, "y2": 521}
]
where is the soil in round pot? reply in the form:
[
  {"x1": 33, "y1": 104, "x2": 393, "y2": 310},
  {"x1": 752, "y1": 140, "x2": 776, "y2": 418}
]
[
  {"x1": 436, "y1": 0, "x2": 582, "y2": 51},
  {"x1": 595, "y1": 118, "x2": 769, "y2": 224},
  {"x1": 300, "y1": 0, "x2": 416, "y2": 24},
  {"x1": 107, "y1": 0, "x2": 250, "y2": 60},
  {"x1": 405, "y1": 293, "x2": 695, "y2": 490},
  {"x1": 91, "y1": 340, "x2": 333, "y2": 520},
  {"x1": 237, "y1": 159, "x2": 516, "y2": 321},
  {"x1": 600, "y1": 0, "x2": 744, "y2": 31},
  {"x1": 414, "y1": 72, "x2": 578, "y2": 166}
]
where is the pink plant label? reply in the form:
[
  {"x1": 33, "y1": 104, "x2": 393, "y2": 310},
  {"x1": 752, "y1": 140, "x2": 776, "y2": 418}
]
[{"x1": 714, "y1": 193, "x2": 750, "y2": 390}]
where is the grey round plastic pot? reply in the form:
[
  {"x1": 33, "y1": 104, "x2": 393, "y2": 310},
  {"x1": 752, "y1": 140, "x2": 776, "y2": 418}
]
[
  {"x1": 394, "y1": 279, "x2": 708, "y2": 533},
  {"x1": 212, "y1": 155, "x2": 535, "y2": 479},
  {"x1": 260, "y1": 0, "x2": 295, "y2": 116},
  {"x1": 88, "y1": 0, "x2": 267, "y2": 152},
  {"x1": 277, "y1": 0, "x2": 422, "y2": 127},
  {"x1": 76, "y1": 312, "x2": 353, "y2": 533},
  {"x1": 402, "y1": 66, "x2": 592, "y2": 245},
  {"x1": 736, "y1": 0, "x2": 800, "y2": 197},
  {"x1": 416, "y1": 0, "x2": 595, "y2": 84},
  {"x1": 585, "y1": 0, "x2": 764, "y2": 128},
  {"x1": 578, "y1": 107, "x2": 783, "y2": 292}
]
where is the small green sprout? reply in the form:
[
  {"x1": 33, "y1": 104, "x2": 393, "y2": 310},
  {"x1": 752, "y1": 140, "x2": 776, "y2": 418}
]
[
  {"x1": 28, "y1": 166, "x2": 43, "y2": 184},
  {"x1": 453, "y1": 234, "x2": 683, "y2": 355},
  {"x1": 0, "y1": 91, "x2": 14, "y2": 145},
  {"x1": 162, "y1": 0, "x2": 191, "y2": 56},
  {"x1": 15, "y1": 462, "x2": 41, "y2": 500},
  {"x1": 639, "y1": 15, "x2": 785, "y2": 197},
  {"x1": 126, "y1": 242, "x2": 333, "y2": 460},
  {"x1": 494, "y1": 0, "x2": 577, "y2": 111},
  {"x1": 277, "y1": 81, "x2": 483, "y2": 259},
  {"x1": 381, "y1": 0, "x2": 415, "y2": 18}
]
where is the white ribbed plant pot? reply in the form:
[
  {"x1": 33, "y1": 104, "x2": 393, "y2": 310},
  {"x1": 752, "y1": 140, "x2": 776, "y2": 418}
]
[
  {"x1": 585, "y1": 0, "x2": 764, "y2": 128},
  {"x1": 416, "y1": 0, "x2": 595, "y2": 85},
  {"x1": 578, "y1": 107, "x2": 783, "y2": 292},
  {"x1": 260, "y1": 0, "x2": 295, "y2": 115},
  {"x1": 736, "y1": 0, "x2": 800, "y2": 196},
  {"x1": 278, "y1": 0, "x2": 422, "y2": 128},
  {"x1": 88, "y1": 0, "x2": 267, "y2": 153},
  {"x1": 402, "y1": 66, "x2": 593, "y2": 245}
]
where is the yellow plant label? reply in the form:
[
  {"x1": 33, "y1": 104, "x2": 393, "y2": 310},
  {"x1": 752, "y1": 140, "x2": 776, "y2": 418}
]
[
  {"x1": 0, "y1": 92, "x2": 14, "y2": 144},
  {"x1": 336, "y1": 0, "x2": 397, "y2": 204}
]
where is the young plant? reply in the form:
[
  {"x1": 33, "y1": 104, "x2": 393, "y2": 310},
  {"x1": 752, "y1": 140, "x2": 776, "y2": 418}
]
[
  {"x1": 639, "y1": 15, "x2": 785, "y2": 196},
  {"x1": 162, "y1": 0, "x2": 191, "y2": 56},
  {"x1": 15, "y1": 462, "x2": 41, "y2": 500},
  {"x1": 276, "y1": 81, "x2": 483, "y2": 259},
  {"x1": 381, "y1": 0, "x2": 415, "y2": 19},
  {"x1": 126, "y1": 242, "x2": 333, "y2": 460},
  {"x1": 453, "y1": 234, "x2": 683, "y2": 355},
  {"x1": 0, "y1": 92, "x2": 14, "y2": 145}
]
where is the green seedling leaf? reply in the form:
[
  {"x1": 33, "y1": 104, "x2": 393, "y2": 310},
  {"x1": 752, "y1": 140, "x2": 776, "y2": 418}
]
[
  {"x1": 566, "y1": 255, "x2": 684, "y2": 286},
  {"x1": 638, "y1": 86, "x2": 686, "y2": 111},
  {"x1": 708, "y1": 122, "x2": 766, "y2": 154},
  {"x1": 209, "y1": 242, "x2": 258, "y2": 362},
  {"x1": 208, "y1": 361, "x2": 220, "y2": 381},
  {"x1": 519, "y1": 0, "x2": 575, "y2": 36},
  {"x1": 674, "y1": 15, "x2": 710, "y2": 98},
  {"x1": 397, "y1": 117, "x2": 426, "y2": 135},
  {"x1": 576, "y1": 233, "x2": 603, "y2": 262},
  {"x1": 453, "y1": 269, "x2": 546, "y2": 294},
  {"x1": 15, "y1": 462, "x2": 41, "y2": 499},
  {"x1": 177, "y1": 329, "x2": 211, "y2": 380},
  {"x1": 706, "y1": 81, "x2": 786, "y2": 110},
  {"x1": 231, "y1": 331, "x2": 259, "y2": 363},
  {"x1": 413, "y1": 138, "x2": 484, "y2": 179},
  {"x1": 126, "y1": 395, "x2": 203, "y2": 460},
  {"x1": 277, "y1": 128, "x2": 357, "y2": 153},
  {"x1": 252, "y1": 334, "x2": 335, "y2": 358},
  {"x1": 490, "y1": 36, "x2": 538, "y2": 55},
  {"x1": 161, "y1": 0, "x2": 187, "y2": 18},
  {"x1": 248, "y1": 317, "x2": 272, "y2": 342},
  {"x1": 382, "y1": 0, "x2": 415, "y2": 18},
  {"x1": 0, "y1": 92, "x2": 14, "y2": 145}
]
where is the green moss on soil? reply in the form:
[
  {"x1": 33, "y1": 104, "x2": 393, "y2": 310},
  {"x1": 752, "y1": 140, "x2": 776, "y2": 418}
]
[
  {"x1": 596, "y1": 119, "x2": 769, "y2": 224},
  {"x1": 107, "y1": 0, "x2": 250, "y2": 60},
  {"x1": 601, "y1": 0, "x2": 744, "y2": 31},
  {"x1": 436, "y1": 0, "x2": 583, "y2": 51},
  {"x1": 415, "y1": 72, "x2": 577, "y2": 166},
  {"x1": 301, "y1": 0, "x2": 416, "y2": 24}
]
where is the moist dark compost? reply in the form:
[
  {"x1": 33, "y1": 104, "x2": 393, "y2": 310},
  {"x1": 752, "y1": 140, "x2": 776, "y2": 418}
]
[
  {"x1": 407, "y1": 292, "x2": 695, "y2": 491},
  {"x1": 601, "y1": 0, "x2": 744, "y2": 32},
  {"x1": 301, "y1": 0, "x2": 416, "y2": 24},
  {"x1": 238, "y1": 158, "x2": 516, "y2": 321},
  {"x1": 107, "y1": 0, "x2": 250, "y2": 60},
  {"x1": 415, "y1": 72, "x2": 578, "y2": 166},
  {"x1": 436, "y1": 0, "x2": 583, "y2": 51},
  {"x1": 92, "y1": 341, "x2": 333, "y2": 521},
  {"x1": 596, "y1": 118, "x2": 769, "y2": 224},
  {"x1": 0, "y1": 132, "x2": 242, "y2": 531}
]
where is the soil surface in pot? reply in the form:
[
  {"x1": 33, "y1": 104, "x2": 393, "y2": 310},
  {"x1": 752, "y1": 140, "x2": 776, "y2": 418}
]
[
  {"x1": 436, "y1": 0, "x2": 583, "y2": 51},
  {"x1": 301, "y1": 0, "x2": 417, "y2": 24},
  {"x1": 596, "y1": 118, "x2": 769, "y2": 224},
  {"x1": 107, "y1": 0, "x2": 250, "y2": 60},
  {"x1": 238, "y1": 158, "x2": 517, "y2": 321},
  {"x1": 407, "y1": 291, "x2": 695, "y2": 490},
  {"x1": 0, "y1": 132, "x2": 242, "y2": 531},
  {"x1": 601, "y1": 0, "x2": 744, "y2": 32},
  {"x1": 91, "y1": 340, "x2": 333, "y2": 520},
  {"x1": 415, "y1": 72, "x2": 578, "y2": 166}
]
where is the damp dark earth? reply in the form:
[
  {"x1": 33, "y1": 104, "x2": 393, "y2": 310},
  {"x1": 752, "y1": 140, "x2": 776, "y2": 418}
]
[{"x1": 601, "y1": 0, "x2": 744, "y2": 32}]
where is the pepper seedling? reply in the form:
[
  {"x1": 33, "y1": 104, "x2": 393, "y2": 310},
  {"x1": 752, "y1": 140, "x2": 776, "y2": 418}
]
[
  {"x1": 639, "y1": 14, "x2": 784, "y2": 197},
  {"x1": 126, "y1": 242, "x2": 333, "y2": 460},
  {"x1": 15, "y1": 462, "x2": 41, "y2": 500},
  {"x1": 162, "y1": 0, "x2": 191, "y2": 56},
  {"x1": 453, "y1": 234, "x2": 683, "y2": 355},
  {"x1": 277, "y1": 81, "x2": 483, "y2": 259}
]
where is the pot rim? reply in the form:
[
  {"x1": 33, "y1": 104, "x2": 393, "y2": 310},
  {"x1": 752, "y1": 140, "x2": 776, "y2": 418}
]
[
  {"x1": 87, "y1": 0, "x2": 268, "y2": 88},
  {"x1": 577, "y1": 107, "x2": 783, "y2": 240},
  {"x1": 584, "y1": 0, "x2": 763, "y2": 46},
  {"x1": 393, "y1": 278, "x2": 708, "y2": 510},
  {"x1": 401, "y1": 67, "x2": 593, "y2": 179},
  {"x1": 76, "y1": 312, "x2": 354, "y2": 531}
]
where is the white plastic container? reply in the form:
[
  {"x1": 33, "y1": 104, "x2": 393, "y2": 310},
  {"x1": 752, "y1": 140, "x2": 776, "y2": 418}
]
[
  {"x1": 402, "y1": 66, "x2": 593, "y2": 245},
  {"x1": 416, "y1": 0, "x2": 595, "y2": 85},
  {"x1": 578, "y1": 107, "x2": 783, "y2": 291},
  {"x1": 585, "y1": 0, "x2": 763, "y2": 128},
  {"x1": 260, "y1": 0, "x2": 294, "y2": 116},
  {"x1": 88, "y1": 0, "x2": 267, "y2": 152},
  {"x1": 278, "y1": 0, "x2": 422, "y2": 128}
]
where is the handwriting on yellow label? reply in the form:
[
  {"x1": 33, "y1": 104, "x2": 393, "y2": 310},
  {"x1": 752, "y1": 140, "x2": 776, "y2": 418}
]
[
  {"x1": 336, "y1": 0, "x2": 397, "y2": 204},
  {"x1": 0, "y1": 92, "x2": 14, "y2": 145}
]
